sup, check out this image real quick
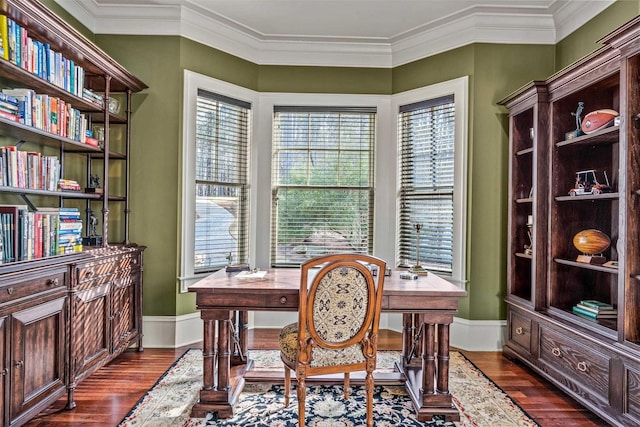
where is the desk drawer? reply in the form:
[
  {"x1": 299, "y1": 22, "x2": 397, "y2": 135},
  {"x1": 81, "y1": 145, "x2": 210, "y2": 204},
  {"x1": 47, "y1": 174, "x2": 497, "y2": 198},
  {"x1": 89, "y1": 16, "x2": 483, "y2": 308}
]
[{"x1": 539, "y1": 326, "x2": 610, "y2": 402}]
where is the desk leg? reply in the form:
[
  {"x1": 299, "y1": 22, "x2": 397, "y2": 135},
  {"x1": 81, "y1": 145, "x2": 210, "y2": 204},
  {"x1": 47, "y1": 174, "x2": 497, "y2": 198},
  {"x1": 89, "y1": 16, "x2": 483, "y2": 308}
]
[
  {"x1": 191, "y1": 309, "x2": 244, "y2": 419},
  {"x1": 402, "y1": 313, "x2": 459, "y2": 422}
]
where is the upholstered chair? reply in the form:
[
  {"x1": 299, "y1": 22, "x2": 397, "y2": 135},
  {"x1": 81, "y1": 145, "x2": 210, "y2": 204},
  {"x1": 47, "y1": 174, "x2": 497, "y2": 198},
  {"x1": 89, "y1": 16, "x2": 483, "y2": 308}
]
[{"x1": 278, "y1": 253, "x2": 386, "y2": 427}]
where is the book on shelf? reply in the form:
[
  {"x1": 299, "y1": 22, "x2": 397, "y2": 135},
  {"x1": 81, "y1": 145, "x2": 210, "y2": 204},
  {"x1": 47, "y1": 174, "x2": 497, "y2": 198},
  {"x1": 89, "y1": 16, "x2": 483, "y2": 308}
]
[
  {"x1": 572, "y1": 304, "x2": 617, "y2": 319},
  {"x1": 575, "y1": 303, "x2": 617, "y2": 315},
  {"x1": 580, "y1": 299, "x2": 614, "y2": 310}
]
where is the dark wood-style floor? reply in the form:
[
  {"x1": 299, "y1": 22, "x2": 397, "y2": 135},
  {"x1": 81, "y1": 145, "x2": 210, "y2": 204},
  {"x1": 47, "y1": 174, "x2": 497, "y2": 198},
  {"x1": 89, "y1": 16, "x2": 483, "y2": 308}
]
[{"x1": 25, "y1": 329, "x2": 608, "y2": 426}]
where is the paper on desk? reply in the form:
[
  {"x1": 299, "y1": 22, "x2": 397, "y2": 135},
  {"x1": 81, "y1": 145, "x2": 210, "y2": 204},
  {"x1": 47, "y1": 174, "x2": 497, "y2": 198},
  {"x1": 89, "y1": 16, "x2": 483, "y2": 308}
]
[{"x1": 236, "y1": 270, "x2": 267, "y2": 279}]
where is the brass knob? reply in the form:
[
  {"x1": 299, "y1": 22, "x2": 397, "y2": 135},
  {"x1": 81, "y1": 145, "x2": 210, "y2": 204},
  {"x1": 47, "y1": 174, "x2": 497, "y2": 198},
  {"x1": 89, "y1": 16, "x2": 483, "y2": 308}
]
[
  {"x1": 0, "y1": 368, "x2": 7, "y2": 376},
  {"x1": 551, "y1": 347, "x2": 561, "y2": 357},
  {"x1": 49, "y1": 278, "x2": 59, "y2": 286},
  {"x1": 515, "y1": 327, "x2": 523, "y2": 335},
  {"x1": 280, "y1": 296, "x2": 287, "y2": 304},
  {"x1": 15, "y1": 360, "x2": 24, "y2": 368},
  {"x1": 6, "y1": 287, "x2": 13, "y2": 295},
  {"x1": 577, "y1": 361, "x2": 587, "y2": 372}
]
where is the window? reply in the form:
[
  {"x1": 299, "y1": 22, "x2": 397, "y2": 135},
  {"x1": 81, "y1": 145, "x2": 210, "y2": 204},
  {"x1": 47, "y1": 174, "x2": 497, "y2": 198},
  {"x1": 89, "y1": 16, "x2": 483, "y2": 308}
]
[
  {"x1": 271, "y1": 107, "x2": 375, "y2": 266},
  {"x1": 397, "y1": 80, "x2": 466, "y2": 281},
  {"x1": 181, "y1": 71, "x2": 255, "y2": 291},
  {"x1": 193, "y1": 89, "x2": 250, "y2": 272}
]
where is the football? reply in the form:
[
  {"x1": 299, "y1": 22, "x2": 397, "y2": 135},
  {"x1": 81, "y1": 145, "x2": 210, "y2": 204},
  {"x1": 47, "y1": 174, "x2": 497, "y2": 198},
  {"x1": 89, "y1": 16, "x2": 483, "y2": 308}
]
[
  {"x1": 573, "y1": 229, "x2": 611, "y2": 255},
  {"x1": 581, "y1": 109, "x2": 619, "y2": 134}
]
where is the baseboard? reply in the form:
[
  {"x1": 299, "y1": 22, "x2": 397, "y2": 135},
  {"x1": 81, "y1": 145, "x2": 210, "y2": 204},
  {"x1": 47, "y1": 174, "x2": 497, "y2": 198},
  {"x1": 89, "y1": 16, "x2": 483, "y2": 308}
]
[{"x1": 143, "y1": 313, "x2": 505, "y2": 351}]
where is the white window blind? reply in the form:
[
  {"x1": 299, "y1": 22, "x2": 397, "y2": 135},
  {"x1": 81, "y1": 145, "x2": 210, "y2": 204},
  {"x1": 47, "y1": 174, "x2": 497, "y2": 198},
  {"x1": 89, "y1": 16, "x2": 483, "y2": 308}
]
[
  {"x1": 194, "y1": 89, "x2": 249, "y2": 272},
  {"x1": 271, "y1": 107, "x2": 375, "y2": 266},
  {"x1": 399, "y1": 95, "x2": 455, "y2": 273}
]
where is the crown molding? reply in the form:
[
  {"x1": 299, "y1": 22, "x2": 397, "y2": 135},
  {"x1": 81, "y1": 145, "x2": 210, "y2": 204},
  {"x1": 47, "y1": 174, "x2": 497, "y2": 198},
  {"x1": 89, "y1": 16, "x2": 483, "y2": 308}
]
[{"x1": 54, "y1": 0, "x2": 615, "y2": 68}]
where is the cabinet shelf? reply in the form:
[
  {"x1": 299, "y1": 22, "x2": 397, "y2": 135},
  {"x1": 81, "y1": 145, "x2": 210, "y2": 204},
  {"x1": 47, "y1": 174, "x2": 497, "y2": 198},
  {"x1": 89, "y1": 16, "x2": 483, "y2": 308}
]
[
  {"x1": 0, "y1": 59, "x2": 102, "y2": 113},
  {"x1": 515, "y1": 197, "x2": 533, "y2": 203},
  {"x1": 555, "y1": 192, "x2": 619, "y2": 202},
  {"x1": 0, "y1": 186, "x2": 102, "y2": 199},
  {"x1": 516, "y1": 147, "x2": 534, "y2": 156},
  {"x1": 555, "y1": 126, "x2": 619, "y2": 148},
  {"x1": 554, "y1": 258, "x2": 618, "y2": 274},
  {"x1": 0, "y1": 118, "x2": 102, "y2": 153},
  {"x1": 515, "y1": 252, "x2": 532, "y2": 259}
]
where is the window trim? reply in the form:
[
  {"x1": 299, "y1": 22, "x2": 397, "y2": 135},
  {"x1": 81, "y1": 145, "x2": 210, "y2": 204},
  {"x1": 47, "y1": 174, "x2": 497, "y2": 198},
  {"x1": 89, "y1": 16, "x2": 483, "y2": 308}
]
[
  {"x1": 179, "y1": 70, "x2": 258, "y2": 292},
  {"x1": 392, "y1": 76, "x2": 468, "y2": 287}
]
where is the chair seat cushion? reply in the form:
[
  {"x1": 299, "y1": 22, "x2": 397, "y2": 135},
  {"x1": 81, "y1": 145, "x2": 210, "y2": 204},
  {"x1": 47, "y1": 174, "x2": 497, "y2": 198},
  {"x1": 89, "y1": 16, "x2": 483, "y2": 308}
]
[{"x1": 279, "y1": 322, "x2": 366, "y2": 368}]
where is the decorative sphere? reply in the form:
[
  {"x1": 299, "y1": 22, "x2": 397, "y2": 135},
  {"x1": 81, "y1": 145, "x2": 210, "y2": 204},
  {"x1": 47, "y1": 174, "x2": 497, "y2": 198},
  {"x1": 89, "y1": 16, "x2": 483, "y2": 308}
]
[{"x1": 573, "y1": 229, "x2": 611, "y2": 255}]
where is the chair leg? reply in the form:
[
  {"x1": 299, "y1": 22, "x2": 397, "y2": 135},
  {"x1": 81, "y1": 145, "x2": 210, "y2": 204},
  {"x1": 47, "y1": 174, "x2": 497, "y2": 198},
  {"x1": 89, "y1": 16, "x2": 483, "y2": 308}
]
[
  {"x1": 365, "y1": 370, "x2": 374, "y2": 427},
  {"x1": 297, "y1": 375, "x2": 306, "y2": 427},
  {"x1": 344, "y1": 372, "x2": 350, "y2": 399},
  {"x1": 284, "y1": 366, "x2": 290, "y2": 407}
]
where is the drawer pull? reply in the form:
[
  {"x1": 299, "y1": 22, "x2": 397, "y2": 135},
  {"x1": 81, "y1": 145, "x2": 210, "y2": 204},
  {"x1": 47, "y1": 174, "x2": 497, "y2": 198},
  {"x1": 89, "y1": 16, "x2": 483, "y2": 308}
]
[
  {"x1": 15, "y1": 360, "x2": 24, "y2": 368},
  {"x1": 6, "y1": 287, "x2": 13, "y2": 295},
  {"x1": 551, "y1": 347, "x2": 561, "y2": 357},
  {"x1": 85, "y1": 269, "x2": 95, "y2": 277},
  {"x1": 577, "y1": 361, "x2": 588, "y2": 372},
  {"x1": 280, "y1": 296, "x2": 287, "y2": 304},
  {"x1": 515, "y1": 327, "x2": 524, "y2": 335},
  {"x1": 48, "y1": 278, "x2": 59, "y2": 286},
  {"x1": 0, "y1": 368, "x2": 6, "y2": 376}
]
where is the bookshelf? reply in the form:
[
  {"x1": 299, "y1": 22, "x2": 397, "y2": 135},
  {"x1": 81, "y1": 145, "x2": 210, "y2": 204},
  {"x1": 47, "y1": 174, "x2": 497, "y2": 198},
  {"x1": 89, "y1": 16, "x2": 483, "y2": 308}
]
[
  {"x1": 0, "y1": 1, "x2": 147, "y2": 426},
  {"x1": 499, "y1": 16, "x2": 640, "y2": 426}
]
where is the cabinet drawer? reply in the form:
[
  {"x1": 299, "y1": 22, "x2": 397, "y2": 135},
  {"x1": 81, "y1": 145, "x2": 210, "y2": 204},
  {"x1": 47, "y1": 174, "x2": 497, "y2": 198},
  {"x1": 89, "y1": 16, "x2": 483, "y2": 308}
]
[
  {"x1": 539, "y1": 326, "x2": 610, "y2": 401},
  {"x1": 0, "y1": 268, "x2": 66, "y2": 304},
  {"x1": 77, "y1": 252, "x2": 140, "y2": 289},
  {"x1": 624, "y1": 362, "x2": 640, "y2": 424},
  {"x1": 508, "y1": 309, "x2": 532, "y2": 353}
]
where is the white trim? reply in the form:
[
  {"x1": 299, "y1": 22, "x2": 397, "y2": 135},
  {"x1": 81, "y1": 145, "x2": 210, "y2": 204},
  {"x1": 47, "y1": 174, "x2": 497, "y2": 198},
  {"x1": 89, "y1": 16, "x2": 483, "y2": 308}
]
[
  {"x1": 451, "y1": 317, "x2": 507, "y2": 352},
  {"x1": 391, "y1": 77, "x2": 469, "y2": 286},
  {"x1": 142, "y1": 312, "x2": 203, "y2": 348},
  {"x1": 54, "y1": 0, "x2": 614, "y2": 68},
  {"x1": 143, "y1": 313, "x2": 504, "y2": 351},
  {"x1": 179, "y1": 70, "x2": 259, "y2": 293}
]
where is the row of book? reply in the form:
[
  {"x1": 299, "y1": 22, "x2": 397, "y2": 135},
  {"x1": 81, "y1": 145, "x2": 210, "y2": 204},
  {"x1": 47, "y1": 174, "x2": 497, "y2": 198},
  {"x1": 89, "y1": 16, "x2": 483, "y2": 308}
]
[
  {"x1": 0, "y1": 205, "x2": 83, "y2": 263},
  {"x1": 0, "y1": 15, "x2": 86, "y2": 99},
  {"x1": 571, "y1": 299, "x2": 617, "y2": 320},
  {"x1": 0, "y1": 146, "x2": 60, "y2": 190},
  {"x1": 0, "y1": 89, "x2": 90, "y2": 144}
]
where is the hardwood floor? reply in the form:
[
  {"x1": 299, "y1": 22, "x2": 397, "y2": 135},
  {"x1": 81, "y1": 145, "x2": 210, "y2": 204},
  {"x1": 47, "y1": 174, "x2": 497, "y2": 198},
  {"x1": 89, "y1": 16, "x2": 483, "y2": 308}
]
[{"x1": 25, "y1": 329, "x2": 608, "y2": 426}]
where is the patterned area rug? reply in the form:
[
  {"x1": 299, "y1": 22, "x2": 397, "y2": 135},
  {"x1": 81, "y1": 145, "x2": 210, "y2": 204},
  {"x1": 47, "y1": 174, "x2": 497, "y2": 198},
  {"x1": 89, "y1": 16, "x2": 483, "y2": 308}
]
[{"x1": 119, "y1": 349, "x2": 539, "y2": 426}]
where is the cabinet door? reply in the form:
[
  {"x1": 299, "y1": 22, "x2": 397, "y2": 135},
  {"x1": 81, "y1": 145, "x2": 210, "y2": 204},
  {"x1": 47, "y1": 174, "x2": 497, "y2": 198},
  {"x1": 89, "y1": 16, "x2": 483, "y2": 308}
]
[
  {"x1": 10, "y1": 296, "x2": 66, "y2": 423},
  {"x1": 111, "y1": 273, "x2": 140, "y2": 354},
  {"x1": 72, "y1": 283, "x2": 111, "y2": 380}
]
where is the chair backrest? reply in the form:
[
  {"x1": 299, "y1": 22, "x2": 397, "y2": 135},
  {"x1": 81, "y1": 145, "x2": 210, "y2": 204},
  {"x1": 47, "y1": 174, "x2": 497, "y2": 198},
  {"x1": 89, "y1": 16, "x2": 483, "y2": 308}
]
[{"x1": 298, "y1": 253, "x2": 386, "y2": 369}]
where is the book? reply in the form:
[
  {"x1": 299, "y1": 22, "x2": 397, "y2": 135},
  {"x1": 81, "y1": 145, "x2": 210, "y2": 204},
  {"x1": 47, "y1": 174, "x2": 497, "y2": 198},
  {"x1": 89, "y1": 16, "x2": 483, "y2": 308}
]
[
  {"x1": 575, "y1": 303, "x2": 617, "y2": 315},
  {"x1": 0, "y1": 15, "x2": 8, "y2": 60},
  {"x1": 572, "y1": 305, "x2": 597, "y2": 319},
  {"x1": 580, "y1": 300, "x2": 614, "y2": 310},
  {"x1": 0, "y1": 206, "x2": 20, "y2": 262}
]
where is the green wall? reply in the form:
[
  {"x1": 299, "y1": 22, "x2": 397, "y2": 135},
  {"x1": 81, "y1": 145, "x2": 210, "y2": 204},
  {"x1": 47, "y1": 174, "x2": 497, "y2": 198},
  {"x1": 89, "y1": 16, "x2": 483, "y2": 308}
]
[
  {"x1": 47, "y1": 2, "x2": 638, "y2": 320},
  {"x1": 556, "y1": 1, "x2": 640, "y2": 70}
]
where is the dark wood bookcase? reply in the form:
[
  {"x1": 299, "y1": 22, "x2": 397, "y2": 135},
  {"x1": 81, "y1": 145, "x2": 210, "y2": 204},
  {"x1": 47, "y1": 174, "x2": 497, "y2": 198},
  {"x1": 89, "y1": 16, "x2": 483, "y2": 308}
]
[
  {"x1": 0, "y1": 1, "x2": 147, "y2": 426},
  {"x1": 500, "y1": 16, "x2": 640, "y2": 426}
]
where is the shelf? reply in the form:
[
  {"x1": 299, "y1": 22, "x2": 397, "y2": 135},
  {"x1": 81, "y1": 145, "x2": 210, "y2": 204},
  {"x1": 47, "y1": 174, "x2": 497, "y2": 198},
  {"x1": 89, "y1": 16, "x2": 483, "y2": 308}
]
[
  {"x1": 0, "y1": 186, "x2": 102, "y2": 199},
  {"x1": 555, "y1": 192, "x2": 619, "y2": 202},
  {"x1": 0, "y1": 59, "x2": 102, "y2": 113},
  {"x1": 516, "y1": 147, "x2": 534, "y2": 156},
  {"x1": 0, "y1": 118, "x2": 103, "y2": 153},
  {"x1": 554, "y1": 258, "x2": 619, "y2": 273},
  {"x1": 515, "y1": 252, "x2": 532, "y2": 259},
  {"x1": 555, "y1": 125, "x2": 619, "y2": 148},
  {"x1": 515, "y1": 197, "x2": 533, "y2": 203}
]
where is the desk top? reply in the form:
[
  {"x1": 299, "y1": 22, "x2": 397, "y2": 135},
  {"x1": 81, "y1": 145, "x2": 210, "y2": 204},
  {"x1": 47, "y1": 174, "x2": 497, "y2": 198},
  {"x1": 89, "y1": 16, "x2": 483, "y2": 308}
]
[{"x1": 189, "y1": 268, "x2": 466, "y2": 313}]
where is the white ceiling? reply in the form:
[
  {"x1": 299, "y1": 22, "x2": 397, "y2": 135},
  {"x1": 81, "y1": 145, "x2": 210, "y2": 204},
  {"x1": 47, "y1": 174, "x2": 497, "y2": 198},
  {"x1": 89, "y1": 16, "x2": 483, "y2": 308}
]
[{"x1": 54, "y1": 0, "x2": 615, "y2": 67}]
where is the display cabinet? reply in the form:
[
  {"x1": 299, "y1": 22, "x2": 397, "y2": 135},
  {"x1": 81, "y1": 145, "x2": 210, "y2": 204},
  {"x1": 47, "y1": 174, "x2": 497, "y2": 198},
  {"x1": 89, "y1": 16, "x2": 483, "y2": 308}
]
[
  {"x1": 500, "y1": 16, "x2": 640, "y2": 426},
  {"x1": 0, "y1": 1, "x2": 147, "y2": 426}
]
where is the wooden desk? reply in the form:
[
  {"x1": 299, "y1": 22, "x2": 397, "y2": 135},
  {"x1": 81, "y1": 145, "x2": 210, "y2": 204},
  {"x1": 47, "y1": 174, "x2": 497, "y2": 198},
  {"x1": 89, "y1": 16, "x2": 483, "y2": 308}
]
[{"x1": 188, "y1": 268, "x2": 466, "y2": 422}]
